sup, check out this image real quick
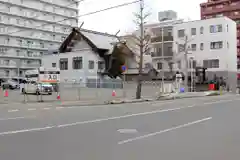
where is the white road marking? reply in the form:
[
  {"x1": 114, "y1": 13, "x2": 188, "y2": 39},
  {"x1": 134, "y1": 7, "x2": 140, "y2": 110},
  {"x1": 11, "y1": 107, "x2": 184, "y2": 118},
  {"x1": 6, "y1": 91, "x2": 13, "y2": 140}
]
[
  {"x1": 0, "y1": 116, "x2": 35, "y2": 121},
  {"x1": 57, "y1": 105, "x2": 195, "y2": 128},
  {"x1": 118, "y1": 117, "x2": 212, "y2": 145},
  {"x1": 118, "y1": 129, "x2": 138, "y2": 134},
  {"x1": 28, "y1": 108, "x2": 37, "y2": 111},
  {"x1": 8, "y1": 109, "x2": 19, "y2": 112},
  {"x1": 43, "y1": 108, "x2": 50, "y2": 110},
  {"x1": 56, "y1": 107, "x2": 64, "y2": 109},
  {"x1": 0, "y1": 126, "x2": 55, "y2": 136},
  {"x1": 203, "y1": 99, "x2": 233, "y2": 105}
]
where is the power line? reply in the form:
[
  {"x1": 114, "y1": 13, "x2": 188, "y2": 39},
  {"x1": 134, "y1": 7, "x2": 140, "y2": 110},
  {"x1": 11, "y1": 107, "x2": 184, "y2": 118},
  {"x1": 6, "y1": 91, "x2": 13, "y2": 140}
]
[
  {"x1": 6, "y1": 0, "x2": 85, "y2": 35},
  {"x1": 7, "y1": 0, "x2": 140, "y2": 35}
]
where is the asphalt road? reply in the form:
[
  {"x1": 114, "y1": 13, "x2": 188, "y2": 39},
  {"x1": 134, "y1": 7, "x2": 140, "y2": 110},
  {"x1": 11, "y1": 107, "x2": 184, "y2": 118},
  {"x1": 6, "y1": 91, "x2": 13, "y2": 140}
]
[{"x1": 0, "y1": 94, "x2": 239, "y2": 160}]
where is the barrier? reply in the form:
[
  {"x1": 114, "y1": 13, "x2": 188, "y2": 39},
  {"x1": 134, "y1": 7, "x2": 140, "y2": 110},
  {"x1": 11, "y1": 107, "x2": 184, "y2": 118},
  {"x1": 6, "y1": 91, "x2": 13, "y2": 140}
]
[{"x1": 0, "y1": 80, "x2": 173, "y2": 104}]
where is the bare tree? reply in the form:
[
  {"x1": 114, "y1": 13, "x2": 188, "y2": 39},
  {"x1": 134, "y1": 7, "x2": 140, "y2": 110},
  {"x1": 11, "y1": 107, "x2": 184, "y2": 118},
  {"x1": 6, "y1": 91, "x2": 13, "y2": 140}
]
[{"x1": 133, "y1": 0, "x2": 151, "y2": 99}]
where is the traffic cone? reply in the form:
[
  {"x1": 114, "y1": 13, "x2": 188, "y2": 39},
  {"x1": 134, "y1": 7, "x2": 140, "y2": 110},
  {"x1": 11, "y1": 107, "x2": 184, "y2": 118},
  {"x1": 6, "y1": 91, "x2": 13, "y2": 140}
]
[
  {"x1": 112, "y1": 90, "x2": 116, "y2": 97},
  {"x1": 4, "y1": 89, "x2": 8, "y2": 97},
  {"x1": 57, "y1": 93, "x2": 60, "y2": 100}
]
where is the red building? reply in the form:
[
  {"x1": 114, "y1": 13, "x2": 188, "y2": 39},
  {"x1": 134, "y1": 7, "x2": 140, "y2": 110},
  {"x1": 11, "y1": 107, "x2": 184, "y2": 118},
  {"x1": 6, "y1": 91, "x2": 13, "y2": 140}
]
[{"x1": 200, "y1": 0, "x2": 240, "y2": 71}]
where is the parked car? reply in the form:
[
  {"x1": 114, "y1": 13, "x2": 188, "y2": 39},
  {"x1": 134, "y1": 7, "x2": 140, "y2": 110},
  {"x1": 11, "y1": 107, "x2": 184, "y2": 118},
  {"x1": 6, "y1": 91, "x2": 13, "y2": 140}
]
[{"x1": 1, "y1": 80, "x2": 19, "y2": 90}]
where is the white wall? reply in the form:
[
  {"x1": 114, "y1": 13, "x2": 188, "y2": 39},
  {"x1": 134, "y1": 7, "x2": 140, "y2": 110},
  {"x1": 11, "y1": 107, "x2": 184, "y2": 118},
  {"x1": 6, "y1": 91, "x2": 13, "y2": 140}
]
[
  {"x1": 173, "y1": 17, "x2": 237, "y2": 72},
  {"x1": 42, "y1": 49, "x2": 103, "y2": 83}
]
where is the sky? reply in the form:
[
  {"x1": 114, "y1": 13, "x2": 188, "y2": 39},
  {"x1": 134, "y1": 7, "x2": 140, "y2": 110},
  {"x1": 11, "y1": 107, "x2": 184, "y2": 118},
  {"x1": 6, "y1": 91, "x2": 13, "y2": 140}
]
[{"x1": 78, "y1": 0, "x2": 206, "y2": 35}]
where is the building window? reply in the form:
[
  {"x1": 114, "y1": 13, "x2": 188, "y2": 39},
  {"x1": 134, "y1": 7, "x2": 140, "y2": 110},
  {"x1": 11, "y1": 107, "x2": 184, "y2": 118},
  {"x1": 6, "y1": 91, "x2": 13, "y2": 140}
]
[
  {"x1": 203, "y1": 59, "x2": 219, "y2": 68},
  {"x1": 27, "y1": 51, "x2": 33, "y2": 57},
  {"x1": 72, "y1": 57, "x2": 82, "y2": 69},
  {"x1": 98, "y1": 61, "x2": 104, "y2": 70},
  {"x1": 4, "y1": 60, "x2": 9, "y2": 65},
  {"x1": 88, "y1": 60, "x2": 94, "y2": 69},
  {"x1": 191, "y1": 28, "x2": 196, "y2": 35},
  {"x1": 200, "y1": 43, "x2": 204, "y2": 50},
  {"x1": 16, "y1": 50, "x2": 20, "y2": 56},
  {"x1": 178, "y1": 44, "x2": 185, "y2": 53},
  {"x1": 210, "y1": 41, "x2": 223, "y2": 49},
  {"x1": 191, "y1": 44, "x2": 197, "y2": 51},
  {"x1": 59, "y1": 58, "x2": 68, "y2": 70},
  {"x1": 52, "y1": 63, "x2": 56, "y2": 67},
  {"x1": 61, "y1": 36, "x2": 66, "y2": 41},
  {"x1": 178, "y1": 29, "x2": 185, "y2": 38},
  {"x1": 4, "y1": 70, "x2": 9, "y2": 77},
  {"x1": 40, "y1": 42, "x2": 44, "y2": 48},
  {"x1": 200, "y1": 27, "x2": 204, "y2": 34},
  {"x1": 157, "y1": 62, "x2": 162, "y2": 69},
  {"x1": 210, "y1": 24, "x2": 222, "y2": 33}
]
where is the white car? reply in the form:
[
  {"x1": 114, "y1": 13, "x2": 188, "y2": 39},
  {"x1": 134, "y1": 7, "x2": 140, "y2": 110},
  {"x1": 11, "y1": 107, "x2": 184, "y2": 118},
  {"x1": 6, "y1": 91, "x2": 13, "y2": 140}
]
[{"x1": 21, "y1": 82, "x2": 53, "y2": 95}]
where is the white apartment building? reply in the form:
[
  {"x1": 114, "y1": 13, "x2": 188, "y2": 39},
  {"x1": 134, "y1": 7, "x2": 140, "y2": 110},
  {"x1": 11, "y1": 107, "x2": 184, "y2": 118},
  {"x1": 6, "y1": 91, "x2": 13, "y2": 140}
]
[
  {"x1": 173, "y1": 17, "x2": 237, "y2": 91},
  {"x1": 0, "y1": 0, "x2": 78, "y2": 80}
]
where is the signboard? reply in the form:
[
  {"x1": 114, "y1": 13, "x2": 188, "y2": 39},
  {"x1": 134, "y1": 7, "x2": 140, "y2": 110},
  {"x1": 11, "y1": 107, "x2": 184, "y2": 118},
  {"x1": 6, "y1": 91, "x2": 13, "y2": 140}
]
[
  {"x1": 40, "y1": 74, "x2": 60, "y2": 83},
  {"x1": 121, "y1": 65, "x2": 127, "y2": 72}
]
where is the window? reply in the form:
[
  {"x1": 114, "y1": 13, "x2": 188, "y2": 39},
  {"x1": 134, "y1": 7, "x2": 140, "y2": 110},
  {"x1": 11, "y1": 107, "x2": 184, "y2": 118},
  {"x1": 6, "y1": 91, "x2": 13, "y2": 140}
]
[
  {"x1": 203, "y1": 59, "x2": 219, "y2": 68},
  {"x1": 27, "y1": 51, "x2": 33, "y2": 57},
  {"x1": 157, "y1": 62, "x2": 162, "y2": 69},
  {"x1": 52, "y1": 63, "x2": 56, "y2": 67},
  {"x1": 59, "y1": 58, "x2": 68, "y2": 70},
  {"x1": 88, "y1": 60, "x2": 94, "y2": 69},
  {"x1": 178, "y1": 44, "x2": 185, "y2": 52},
  {"x1": 4, "y1": 60, "x2": 9, "y2": 65},
  {"x1": 200, "y1": 43, "x2": 204, "y2": 50},
  {"x1": 210, "y1": 41, "x2": 223, "y2": 49},
  {"x1": 191, "y1": 44, "x2": 197, "y2": 51},
  {"x1": 191, "y1": 28, "x2": 196, "y2": 35},
  {"x1": 16, "y1": 50, "x2": 20, "y2": 56},
  {"x1": 178, "y1": 29, "x2": 185, "y2": 38},
  {"x1": 4, "y1": 70, "x2": 9, "y2": 77},
  {"x1": 61, "y1": 36, "x2": 66, "y2": 41},
  {"x1": 72, "y1": 57, "x2": 82, "y2": 69},
  {"x1": 200, "y1": 27, "x2": 204, "y2": 34},
  {"x1": 210, "y1": 24, "x2": 222, "y2": 33},
  {"x1": 98, "y1": 61, "x2": 104, "y2": 70},
  {"x1": 40, "y1": 42, "x2": 44, "y2": 48}
]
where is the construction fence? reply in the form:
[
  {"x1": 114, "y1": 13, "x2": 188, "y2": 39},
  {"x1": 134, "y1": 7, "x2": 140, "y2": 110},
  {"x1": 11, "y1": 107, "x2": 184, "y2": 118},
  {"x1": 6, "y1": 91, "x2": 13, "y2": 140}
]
[{"x1": 0, "y1": 80, "x2": 174, "y2": 104}]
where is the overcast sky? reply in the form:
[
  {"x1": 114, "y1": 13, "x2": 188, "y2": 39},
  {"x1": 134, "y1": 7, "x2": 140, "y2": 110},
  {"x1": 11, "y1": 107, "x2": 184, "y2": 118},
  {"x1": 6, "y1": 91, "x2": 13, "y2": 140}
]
[{"x1": 78, "y1": 0, "x2": 206, "y2": 35}]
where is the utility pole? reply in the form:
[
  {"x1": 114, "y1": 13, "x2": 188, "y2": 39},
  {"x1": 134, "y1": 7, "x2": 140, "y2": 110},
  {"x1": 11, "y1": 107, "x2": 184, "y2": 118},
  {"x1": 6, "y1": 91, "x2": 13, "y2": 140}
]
[
  {"x1": 183, "y1": 35, "x2": 188, "y2": 92},
  {"x1": 161, "y1": 27, "x2": 164, "y2": 93},
  {"x1": 136, "y1": 0, "x2": 144, "y2": 99}
]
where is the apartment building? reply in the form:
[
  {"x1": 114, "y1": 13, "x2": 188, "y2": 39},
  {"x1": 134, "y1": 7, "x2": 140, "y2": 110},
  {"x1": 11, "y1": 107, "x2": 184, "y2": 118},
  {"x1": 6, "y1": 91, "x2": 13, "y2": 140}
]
[
  {"x1": 200, "y1": 0, "x2": 240, "y2": 74},
  {"x1": 144, "y1": 19, "x2": 183, "y2": 77},
  {"x1": 173, "y1": 17, "x2": 237, "y2": 91},
  {"x1": 0, "y1": 0, "x2": 78, "y2": 79}
]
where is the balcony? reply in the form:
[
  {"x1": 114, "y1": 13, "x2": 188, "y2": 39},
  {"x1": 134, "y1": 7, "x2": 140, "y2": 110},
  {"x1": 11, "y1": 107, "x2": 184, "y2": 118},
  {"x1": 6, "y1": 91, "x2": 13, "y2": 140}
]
[
  {"x1": 200, "y1": 0, "x2": 230, "y2": 7},
  {"x1": 151, "y1": 36, "x2": 173, "y2": 43},
  {"x1": 151, "y1": 52, "x2": 174, "y2": 58},
  {"x1": 202, "y1": 4, "x2": 240, "y2": 15}
]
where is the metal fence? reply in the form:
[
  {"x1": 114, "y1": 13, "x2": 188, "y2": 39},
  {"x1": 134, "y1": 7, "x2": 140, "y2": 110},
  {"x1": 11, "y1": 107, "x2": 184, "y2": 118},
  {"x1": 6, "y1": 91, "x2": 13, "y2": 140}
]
[{"x1": 0, "y1": 80, "x2": 173, "y2": 104}]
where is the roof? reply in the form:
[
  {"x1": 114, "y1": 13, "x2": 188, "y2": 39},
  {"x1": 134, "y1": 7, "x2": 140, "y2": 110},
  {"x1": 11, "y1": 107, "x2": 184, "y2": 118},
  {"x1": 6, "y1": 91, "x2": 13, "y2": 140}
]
[
  {"x1": 59, "y1": 28, "x2": 119, "y2": 53},
  {"x1": 81, "y1": 29, "x2": 119, "y2": 50}
]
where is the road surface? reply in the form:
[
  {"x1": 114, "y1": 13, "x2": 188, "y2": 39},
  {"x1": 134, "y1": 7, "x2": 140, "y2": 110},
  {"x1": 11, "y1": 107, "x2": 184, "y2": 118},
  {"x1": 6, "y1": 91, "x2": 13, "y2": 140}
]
[{"x1": 0, "y1": 94, "x2": 239, "y2": 160}]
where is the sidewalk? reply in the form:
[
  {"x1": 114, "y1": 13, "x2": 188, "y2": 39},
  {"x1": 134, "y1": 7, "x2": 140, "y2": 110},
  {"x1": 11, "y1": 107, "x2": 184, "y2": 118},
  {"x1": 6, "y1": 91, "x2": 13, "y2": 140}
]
[{"x1": 0, "y1": 91, "x2": 225, "y2": 109}]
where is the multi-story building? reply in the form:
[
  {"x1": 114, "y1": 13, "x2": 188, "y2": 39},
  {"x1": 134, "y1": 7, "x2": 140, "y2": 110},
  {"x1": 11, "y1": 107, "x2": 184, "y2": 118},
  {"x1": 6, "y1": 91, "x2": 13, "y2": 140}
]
[
  {"x1": 144, "y1": 19, "x2": 183, "y2": 78},
  {"x1": 0, "y1": 0, "x2": 78, "y2": 79},
  {"x1": 173, "y1": 17, "x2": 237, "y2": 91},
  {"x1": 200, "y1": 0, "x2": 240, "y2": 75}
]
